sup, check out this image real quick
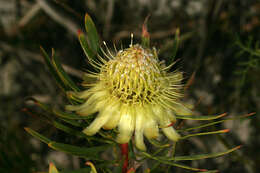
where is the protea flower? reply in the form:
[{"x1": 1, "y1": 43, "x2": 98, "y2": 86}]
[
  {"x1": 24, "y1": 14, "x2": 247, "y2": 173},
  {"x1": 66, "y1": 34, "x2": 192, "y2": 150}
]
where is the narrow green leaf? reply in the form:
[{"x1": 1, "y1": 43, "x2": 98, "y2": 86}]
[
  {"x1": 27, "y1": 97, "x2": 52, "y2": 113},
  {"x1": 52, "y1": 121, "x2": 86, "y2": 138},
  {"x1": 85, "y1": 14, "x2": 99, "y2": 53},
  {"x1": 26, "y1": 123, "x2": 112, "y2": 149},
  {"x1": 25, "y1": 126, "x2": 113, "y2": 157},
  {"x1": 27, "y1": 97, "x2": 91, "y2": 121},
  {"x1": 78, "y1": 32, "x2": 96, "y2": 62},
  {"x1": 148, "y1": 139, "x2": 171, "y2": 148},
  {"x1": 180, "y1": 129, "x2": 229, "y2": 140},
  {"x1": 160, "y1": 145, "x2": 241, "y2": 161},
  {"x1": 24, "y1": 127, "x2": 51, "y2": 144},
  {"x1": 26, "y1": 97, "x2": 88, "y2": 127},
  {"x1": 170, "y1": 28, "x2": 180, "y2": 62},
  {"x1": 59, "y1": 117, "x2": 85, "y2": 127},
  {"x1": 175, "y1": 113, "x2": 227, "y2": 121},
  {"x1": 52, "y1": 119, "x2": 115, "y2": 144},
  {"x1": 178, "y1": 112, "x2": 255, "y2": 132},
  {"x1": 49, "y1": 162, "x2": 59, "y2": 173},
  {"x1": 40, "y1": 46, "x2": 67, "y2": 91},
  {"x1": 66, "y1": 91, "x2": 85, "y2": 104},
  {"x1": 22, "y1": 107, "x2": 54, "y2": 127},
  {"x1": 52, "y1": 109, "x2": 93, "y2": 120},
  {"x1": 51, "y1": 49, "x2": 80, "y2": 92},
  {"x1": 142, "y1": 152, "x2": 206, "y2": 171},
  {"x1": 48, "y1": 142, "x2": 111, "y2": 160}
]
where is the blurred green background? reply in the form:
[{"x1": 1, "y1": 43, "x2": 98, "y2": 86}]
[{"x1": 0, "y1": 0, "x2": 259, "y2": 172}]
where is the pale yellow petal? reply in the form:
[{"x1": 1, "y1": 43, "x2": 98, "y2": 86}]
[
  {"x1": 116, "y1": 106, "x2": 135, "y2": 143},
  {"x1": 150, "y1": 105, "x2": 172, "y2": 127},
  {"x1": 65, "y1": 104, "x2": 85, "y2": 111},
  {"x1": 162, "y1": 126, "x2": 180, "y2": 141},
  {"x1": 83, "y1": 110, "x2": 111, "y2": 135},
  {"x1": 150, "y1": 104, "x2": 180, "y2": 141},
  {"x1": 65, "y1": 90, "x2": 105, "y2": 112},
  {"x1": 76, "y1": 84, "x2": 105, "y2": 99},
  {"x1": 77, "y1": 90, "x2": 92, "y2": 98},
  {"x1": 65, "y1": 103, "x2": 96, "y2": 116},
  {"x1": 67, "y1": 90, "x2": 91, "y2": 99},
  {"x1": 86, "y1": 90, "x2": 108, "y2": 105},
  {"x1": 150, "y1": 104, "x2": 164, "y2": 120},
  {"x1": 103, "y1": 112, "x2": 121, "y2": 129},
  {"x1": 144, "y1": 113, "x2": 159, "y2": 139},
  {"x1": 173, "y1": 102, "x2": 192, "y2": 115},
  {"x1": 83, "y1": 103, "x2": 117, "y2": 135},
  {"x1": 76, "y1": 98, "x2": 109, "y2": 116},
  {"x1": 76, "y1": 106, "x2": 97, "y2": 116},
  {"x1": 66, "y1": 90, "x2": 110, "y2": 116},
  {"x1": 165, "y1": 109, "x2": 176, "y2": 123},
  {"x1": 103, "y1": 103, "x2": 121, "y2": 129},
  {"x1": 135, "y1": 109, "x2": 146, "y2": 151},
  {"x1": 65, "y1": 105, "x2": 76, "y2": 111},
  {"x1": 74, "y1": 98, "x2": 105, "y2": 116}
]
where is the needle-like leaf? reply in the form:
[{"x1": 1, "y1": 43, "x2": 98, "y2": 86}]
[
  {"x1": 170, "y1": 28, "x2": 180, "y2": 62},
  {"x1": 142, "y1": 152, "x2": 208, "y2": 171},
  {"x1": 85, "y1": 14, "x2": 100, "y2": 53},
  {"x1": 180, "y1": 129, "x2": 230, "y2": 140},
  {"x1": 48, "y1": 142, "x2": 110, "y2": 160},
  {"x1": 51, "y1": 49, "x2": 80, "y2": 92},
  {"x1": 24, "y1": 127, "x2": 51, "y2": 144},
  {"x1": 176, "y1": 113, "x2": 227, "y2": 121},
  {"x1": 158, "y1": 145, "x2": 241, "y2": 161},
  {"x1": 40, "y1": 46, "x2": 67, "y2": 91}
]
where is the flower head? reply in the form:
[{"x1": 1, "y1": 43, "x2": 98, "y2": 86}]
[{"x1": 66, "y1": 41, "x2": 191, "y2": 150}]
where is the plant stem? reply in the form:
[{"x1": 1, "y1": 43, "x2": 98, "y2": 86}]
[{"x1": 120, "y1": 143, "x2": 129, "y2": 173}]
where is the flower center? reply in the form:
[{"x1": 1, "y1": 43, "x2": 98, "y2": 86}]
[{"x1": 100, "y1": 44, "x2": 166, "y2": 105}]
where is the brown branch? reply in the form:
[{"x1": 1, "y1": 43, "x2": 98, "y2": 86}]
[{"x1": 0, "y1": 41, "x2": 83, "y2": 78}]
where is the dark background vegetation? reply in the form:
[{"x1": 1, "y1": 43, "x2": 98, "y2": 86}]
[{"x1": 0, "y1": 0, "x2": 259, "y2": 172}]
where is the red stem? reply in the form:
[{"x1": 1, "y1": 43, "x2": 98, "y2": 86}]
[{"x1": 120, "y1": 143, "x2": 129, "y2": 173}]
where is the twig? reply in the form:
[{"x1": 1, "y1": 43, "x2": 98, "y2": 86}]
[
  {"x1": 0, "y1": 41, "x2": 83, "y2": 78},
  {"x1": 36, "y1": 0, "x2": 79, "y2": 37},
  {"x1": 103, "y1": 0, "x2": 115, "y2": 38},
  {"x1": 112, "y1": 27, "x2": 190, "y2": 43},
  {"x1": 18, "y1": 2, "x2": 41, "y2": 27}
]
